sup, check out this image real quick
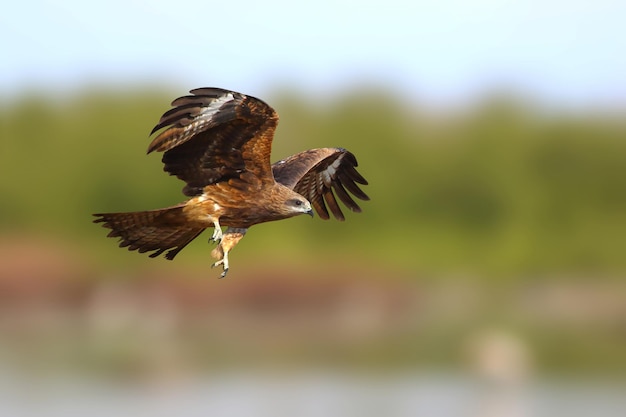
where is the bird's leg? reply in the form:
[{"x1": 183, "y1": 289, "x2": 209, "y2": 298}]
[
  {"x1": 210, "y1": 228, "x2": 247, "y2": 278},
  {"x1": 209, "y1": 218, "x2": 223, "y2": 242},
  {"x1": 211, "y1": 251, "x2": 230, "y2": 278}
]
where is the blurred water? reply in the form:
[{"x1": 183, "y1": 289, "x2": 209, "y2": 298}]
[{"x1": 1, "y1": 370, "x2": 624, "y2": 417}]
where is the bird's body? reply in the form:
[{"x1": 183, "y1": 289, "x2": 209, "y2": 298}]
[
  {"x1": 94, "y1": 88, "x2": 369, "y2": 277},
  {"x1": 183, "y1": 181, "x2": 309, "y2": 229}
]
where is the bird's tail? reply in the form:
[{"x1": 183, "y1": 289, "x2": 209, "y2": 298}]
[{"x1": 93, "y1": 204, "x2": 205, "y2": 260}]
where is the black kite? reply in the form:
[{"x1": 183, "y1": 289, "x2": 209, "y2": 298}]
[{"x1": 94, "y1": 88, "x2": 369, "y2": 277}]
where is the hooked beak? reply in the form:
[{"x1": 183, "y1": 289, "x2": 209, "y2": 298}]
[{"x1": 306, "y1": 209, "x2": 314, "y2": 218}]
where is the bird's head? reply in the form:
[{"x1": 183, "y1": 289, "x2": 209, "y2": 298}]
[
  {"x1": 271, "y1": 185, "x2": 314, "y2": 219},
  {"x1": 285, "y1": 196, "x2": 314, "y2": 218}
]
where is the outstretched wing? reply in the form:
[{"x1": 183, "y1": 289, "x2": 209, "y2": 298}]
[
  {"x1": 272, "y1": 148, "x2": 369, "y2": 220},
  {"x1": 148, "y1": 88, "x2": 278, "y2": 196}
]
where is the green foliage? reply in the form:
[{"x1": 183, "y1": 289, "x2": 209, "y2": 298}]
[{"x1": 2, "y1": 88, "x2": 625, "y2": 277}]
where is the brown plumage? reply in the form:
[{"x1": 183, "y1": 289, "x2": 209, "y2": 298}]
[{"x1": 94, "y1": 88, "x2": 369, "y2": 277}]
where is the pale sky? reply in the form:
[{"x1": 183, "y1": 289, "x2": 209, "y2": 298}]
[{"x1": 1, "y1": 0, "x2": 625, "y2": 106}]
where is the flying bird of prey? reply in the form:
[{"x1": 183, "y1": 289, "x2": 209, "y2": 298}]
[{"x1": 94, "y1": 88, "x2": 369, "y2": 277}]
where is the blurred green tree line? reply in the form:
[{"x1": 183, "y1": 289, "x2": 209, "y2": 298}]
[{"x1": 1, "y1": 87, "x2": 625, "y2": 278}]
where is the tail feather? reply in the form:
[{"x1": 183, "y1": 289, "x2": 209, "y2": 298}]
[{"x1": 93, "y1": 205, "x2": 205, "y2": 260}]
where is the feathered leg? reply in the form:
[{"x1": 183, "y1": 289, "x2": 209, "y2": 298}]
[
  {"x1": 209, "y1": 218, "x2": 223, "y2": 242},
  {"x1": 211, "y1": 227, "x2": 247, "y2": 278}
]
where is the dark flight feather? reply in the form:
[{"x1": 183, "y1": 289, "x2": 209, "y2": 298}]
[
  {"x1": 147, "y1": 88, "x2": 278, "y2": 196},
  {"x1": 272, "y1": 148, "x2": 369, "y2": 220}
]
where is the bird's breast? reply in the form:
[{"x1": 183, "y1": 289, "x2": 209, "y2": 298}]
[{"x1": 183, "y1": 190, "x2": 278, "y2": 229}]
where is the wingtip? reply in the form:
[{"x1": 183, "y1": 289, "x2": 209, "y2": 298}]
[
  {"x1": 146, "y1": 128, "x2": 161, "y2": 153},
  {"x1": 146, "y1": 130, "x2": 170, "y2": 154}
]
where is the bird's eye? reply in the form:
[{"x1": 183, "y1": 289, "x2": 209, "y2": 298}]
[{"x1": 288, "y1": 198, "x2": 306, "y2": 208}]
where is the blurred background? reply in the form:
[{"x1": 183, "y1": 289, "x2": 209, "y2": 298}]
[{"x1": 1, "y1": 1, "x2": 625, "y2": 416}]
